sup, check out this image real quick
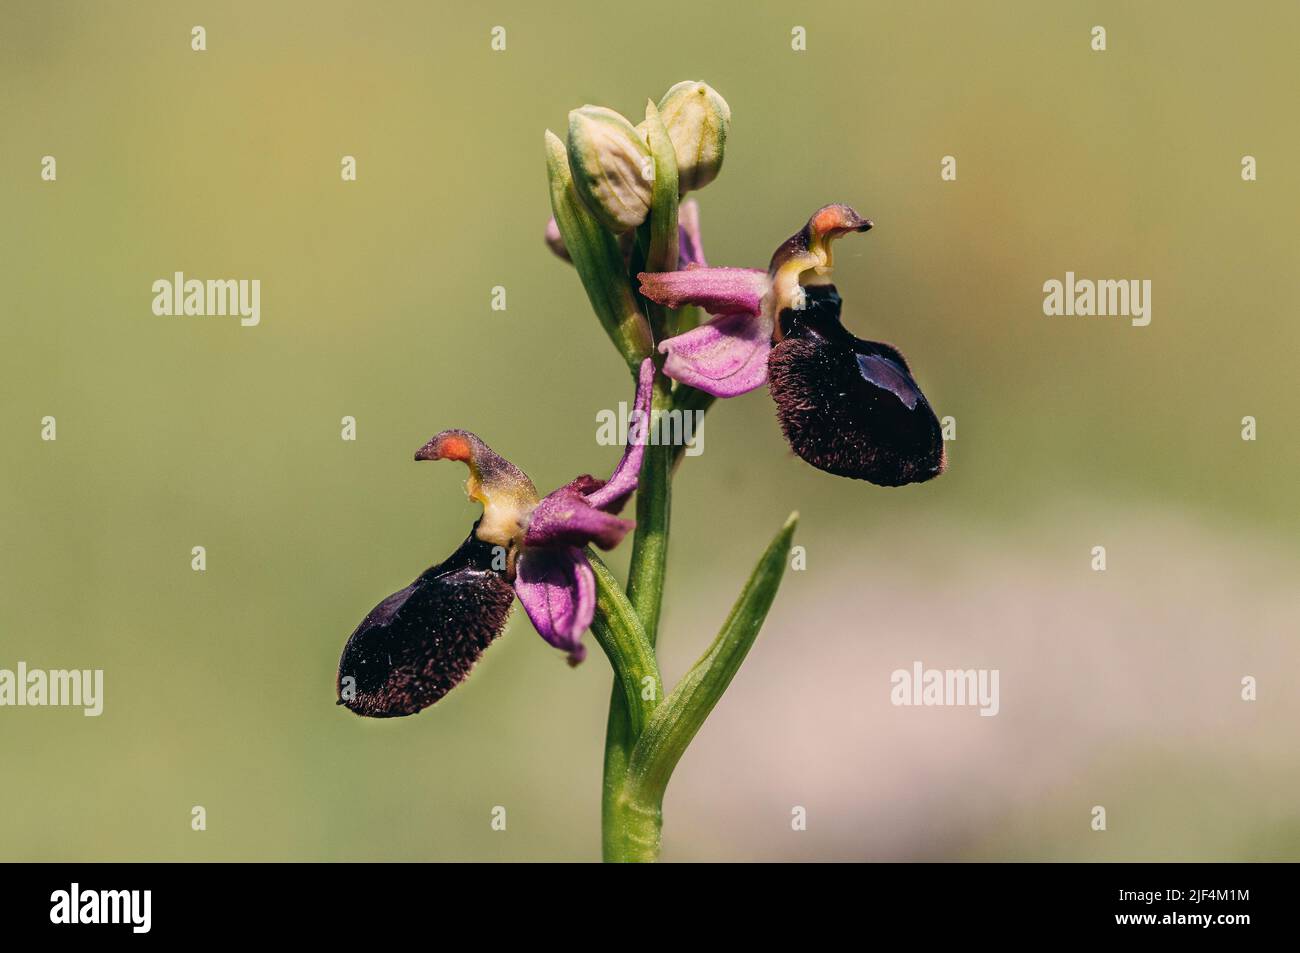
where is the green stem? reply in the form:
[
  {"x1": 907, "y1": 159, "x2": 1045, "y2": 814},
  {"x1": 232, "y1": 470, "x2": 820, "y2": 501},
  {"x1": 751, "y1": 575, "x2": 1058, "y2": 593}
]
[
  {"x1": 626, "y1": 377, "x2": 674, "y2": 646},
  {"x1": 591, "y1": 548, "x2": 665, "y2": 862},
  {"x1": 588, "y1": 551, "x2": 660, "y2": 738},
  {"x1": 603, "y1": 786, "x2": 664, "y2": 863},
  {"x1": 600, "y1": 683, "x2": 635, "y2": 859},
  {"x1": 598, "y1": 373, "x2": 724, "y2": 859},
  {"x1": 600, "y1": 375, "x2": 672, "y2": 862},
  {"x1": 597, "y1": 104, "x2": 683, "y2": 861},
  {"x1": 670, "y1": 383, "x2": 716, "y2": 468}
]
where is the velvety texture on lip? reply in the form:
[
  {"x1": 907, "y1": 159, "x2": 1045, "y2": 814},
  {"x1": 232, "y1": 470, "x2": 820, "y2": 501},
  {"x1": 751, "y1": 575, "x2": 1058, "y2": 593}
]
[
  {"x1": 769, "y1": 285, "x2": 945, "y2": 486},
  {"x1": 336, "y1": 525, "x2": 515, "y2": 718}
]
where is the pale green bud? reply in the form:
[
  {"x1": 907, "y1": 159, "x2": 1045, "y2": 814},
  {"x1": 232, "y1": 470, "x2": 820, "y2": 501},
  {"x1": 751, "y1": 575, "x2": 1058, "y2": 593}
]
[
  {"x1": 656, "y1": 80, "x2": 731, "y2": 194},
  {"x1": 566, "y1": 105, "x2": 654, "y2": 234}
]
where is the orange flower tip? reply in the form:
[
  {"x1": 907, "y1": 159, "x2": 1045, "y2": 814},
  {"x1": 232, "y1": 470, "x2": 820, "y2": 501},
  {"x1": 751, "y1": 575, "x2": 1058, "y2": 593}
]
[
  {"x1": 811, "y1": 204, "x2": 873, "y2": 237},
  {"x1": 414, "y1": 431, "x2": 473, "y2": 463}
]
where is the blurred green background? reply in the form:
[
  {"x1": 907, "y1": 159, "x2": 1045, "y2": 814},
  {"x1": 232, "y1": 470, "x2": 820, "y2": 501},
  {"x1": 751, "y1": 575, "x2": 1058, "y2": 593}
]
[{"x1": 2, "y1": 0, "x2": 1297, "y2": 861}]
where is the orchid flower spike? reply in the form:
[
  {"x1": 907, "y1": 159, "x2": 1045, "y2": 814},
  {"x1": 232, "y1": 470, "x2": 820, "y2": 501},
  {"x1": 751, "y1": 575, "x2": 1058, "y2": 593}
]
[
  {"x1": 337, "y1": 358, "x2": 655, "y2": 717},
  {"x1": 638, "y1": 205, "x2": 946, "y2": 486}
]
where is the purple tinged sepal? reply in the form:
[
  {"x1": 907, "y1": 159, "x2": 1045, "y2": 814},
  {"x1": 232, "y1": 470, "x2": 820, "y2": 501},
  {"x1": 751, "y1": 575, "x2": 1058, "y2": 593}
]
[
  {"x1": 677, "y1": 200, "x2": 706, "y2": 268},
  {"x1": 524, "y1": 486, "x2": 635, "y2": 550},
  {"x1": 514, "y1": 546, "x2": 595, "y2": 665},
  {"x1": 545, "y1": 197, "x2": 701, "y2": 273},
  {"x1": 657, "y1": 310, "x2": 774, "y2": 397},
  {"x1": 638, "y1": 266, "x2": 771, "y2": 397},
  {"x1": 545, "y1": 215, "x2": 637, "y2": 266},
  {"x1": 638, "y1": 266, "x2": 768, "y2": 315},
  {"x1": 544, "y1": 217, "x2": 571, "y2": 262}
]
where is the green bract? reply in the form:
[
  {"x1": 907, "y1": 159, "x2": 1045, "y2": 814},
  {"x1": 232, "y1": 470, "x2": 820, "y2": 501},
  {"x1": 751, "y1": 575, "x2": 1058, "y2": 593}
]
[{"x1": 544, "y1": 130, "x2": 653, "y2": 372}]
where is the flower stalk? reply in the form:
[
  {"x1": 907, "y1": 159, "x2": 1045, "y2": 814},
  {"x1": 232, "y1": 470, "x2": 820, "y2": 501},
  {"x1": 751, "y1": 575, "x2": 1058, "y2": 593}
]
[
  {"x1": 551, "y1": 83, "x2": 812, "y2": 861},
  {"x1": 600, "y1": 376, "x2": 673, "y2": 861},
  {"x1": 596, "y1": 101, "x2": 680, "y2": 860}
]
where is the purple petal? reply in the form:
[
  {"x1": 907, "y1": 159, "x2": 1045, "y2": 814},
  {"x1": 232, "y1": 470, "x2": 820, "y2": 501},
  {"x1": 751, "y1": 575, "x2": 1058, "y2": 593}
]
[
  {"x1": 584, "y1": 357, "x2": 654, "y2": 513},
  {"x1": 514, "y1": 546, "x2": 594, "y2": 662},
  {"x1": 637, "y1": 266, "x2": 768, "y2": 316},
  {"x1": 658, "y1": 310, "x2": 774, "y2": 397},
  {"x1": 544, "y1": 217, "x2": 571, "y2": 263},
  {"x1": 553, "y1": 474, "x2": 605, "y2": 496},
  {"x1": 678, "y1": 200, "x2": 706, "y2": 267},
  {"x1": 524, "y1": 487, "x2": 635, "y2": 550},
  {"x1": 548, "y1": 216, "x2": 636, "y2": 266}
]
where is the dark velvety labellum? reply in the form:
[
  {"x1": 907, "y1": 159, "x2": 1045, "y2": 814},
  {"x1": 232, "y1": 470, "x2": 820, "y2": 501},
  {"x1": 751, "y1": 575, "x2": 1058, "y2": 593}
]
[
  {"x1": 336, "y1": 526, "x2": 514, "y2": 717},
  {"x1": 770, "y1": 286, "x2": 945, "y2": 486}
]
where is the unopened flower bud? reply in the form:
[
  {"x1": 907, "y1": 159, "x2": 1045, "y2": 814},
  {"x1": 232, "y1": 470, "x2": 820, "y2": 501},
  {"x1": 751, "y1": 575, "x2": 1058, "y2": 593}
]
[
  {"x1": 567, "y1": 105, "x2": 654, "y2": 234},
  {"x1": 656, "y1": 80, "x2": 731, "y2": 194}
]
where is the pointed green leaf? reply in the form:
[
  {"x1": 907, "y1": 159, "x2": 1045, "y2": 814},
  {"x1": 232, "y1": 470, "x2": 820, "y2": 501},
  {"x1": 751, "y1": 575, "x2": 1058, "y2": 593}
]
[
  {"x1": 624, "y1": 512, "x2": 799, "y2": 808},
  {"x1": 587, "y1": 548, "x2": 662, "y2": 737}
]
